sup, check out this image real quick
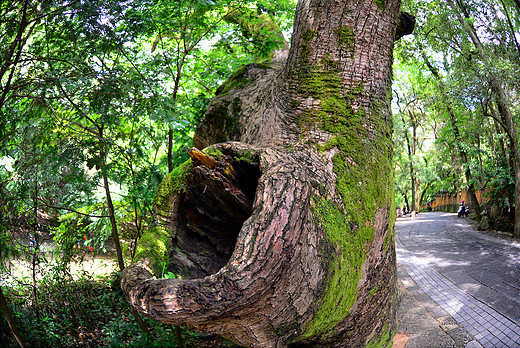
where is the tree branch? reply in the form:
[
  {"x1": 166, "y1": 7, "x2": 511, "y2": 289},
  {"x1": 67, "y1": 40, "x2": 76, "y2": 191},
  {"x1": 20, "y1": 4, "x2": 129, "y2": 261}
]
[
  {"x1": 480, "y1": 98, "x2": 512, "y2": 141},
  {"x1": 37, "y1": 198, "x2": 110, "y2": 218},
  {"x1": 118, "y1": 47, "x2": 157, "y2": 98}
]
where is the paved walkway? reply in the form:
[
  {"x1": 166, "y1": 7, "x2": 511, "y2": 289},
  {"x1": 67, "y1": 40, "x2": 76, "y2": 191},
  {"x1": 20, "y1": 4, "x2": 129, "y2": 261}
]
[{"x1": 394, "y1": 212, "x2": 520, "y2": 348}]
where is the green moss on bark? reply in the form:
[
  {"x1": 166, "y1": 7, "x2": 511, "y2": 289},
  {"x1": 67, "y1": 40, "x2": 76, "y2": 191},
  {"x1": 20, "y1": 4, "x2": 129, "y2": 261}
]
[
  {"x1": 215, "y1": 63, "x2": 273, "y2": 96},
  {"x1": 133, "y1": 224, "x2": 171, "y2": 277},
  {"x1": 203, "y1": 145, "x2": 224, "y2": 160},
  {"x1": 302, "y1": 197, "x2": 374, "y2": 338},
  {"x1": 216, "y1": 65, "x2": 252, "y2": 96},
  {"x1": 374, "y1": 0, "x2": 387, "y2": 10},
  {"x1": 297, "y1": 59, "x2": 394, "y2": 340},
  {"x1": 153, "y1": 160, "x2": 193, "y2": 218},
  {"x1": 366, "y1": 324, "x2": 395, "y2": 348},
  {"x1": 335, "y1": 26, "x2": 355, "y2": 51},
  {"x1": 135, "y1": 159, "x2": 195, "y2": 277},
  {"x1": 234, "y1": 148, "x2": 257, "y2": 163},
  {"x1": 134, "y1": 160, "x2": 194, "y2": 276}
]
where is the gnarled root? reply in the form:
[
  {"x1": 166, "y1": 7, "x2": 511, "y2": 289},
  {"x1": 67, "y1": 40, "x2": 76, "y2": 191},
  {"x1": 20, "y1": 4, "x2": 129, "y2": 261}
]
[{"x1": 121, "y1": 142, "x2": 325, "y2": 347}]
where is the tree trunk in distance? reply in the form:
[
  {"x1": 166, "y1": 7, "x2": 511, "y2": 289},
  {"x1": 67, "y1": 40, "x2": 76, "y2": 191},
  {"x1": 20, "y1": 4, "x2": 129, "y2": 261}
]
[
  {"x1": 446, "y1": 0, "x2": 519, "y2": 236},
  {"x1": 100, "y1": 151, "x2": 149, "y2": 333},
  {"x1": 102, "y1": 168, "x2": 125, "y2": 271},
  {"x1": 419, "y1": 183, "x2": 430, "y2": 207},
  {"x1": 122, "y1": 1, "x2": 414, "y2": 347},
  {"x1": 401, "y1": 112, "x2": 417, "y2": 212},
  {"x1": 421, "y1": 52, "x2": 481, "y2": 217},
  {"x1": 0, "y1": 286, "x2": 27, "y2": 348},
  {"x1": 403, "y1": 193, "x2": 410, "y2": 212},
  {"x1": 513, "y1": 0, "x2": 520, "y2": 12}
]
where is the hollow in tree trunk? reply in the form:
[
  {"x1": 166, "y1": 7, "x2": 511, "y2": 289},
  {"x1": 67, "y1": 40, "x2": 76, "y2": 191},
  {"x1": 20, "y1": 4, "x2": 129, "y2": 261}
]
[{"x1": 121, "y1": 1, "x2": 414, "y2": 346}]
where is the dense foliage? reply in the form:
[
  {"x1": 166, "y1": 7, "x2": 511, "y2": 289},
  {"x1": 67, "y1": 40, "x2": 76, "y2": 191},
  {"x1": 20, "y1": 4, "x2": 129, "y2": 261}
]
[
  {"x1": 0, "y1": 0, "x2": 295, "y2": 346},
  {"x1": 2, "y1": 270, "x2": 202, "y2": 347},
  {"x1": 393, "y1": 0, "x2": 520, "y2": 235}
]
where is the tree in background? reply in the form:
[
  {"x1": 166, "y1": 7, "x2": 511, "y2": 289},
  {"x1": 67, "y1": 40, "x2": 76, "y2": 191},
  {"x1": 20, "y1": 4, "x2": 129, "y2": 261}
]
[
  {"x1": 1, "y1": 0, "x2": 296, "y2": 345},
  {"x1": 395, "y1": 0, "x2": 520, "y2": 233},
  {"x1": 0, "y1": 195, "x2": 25, "y2": 347}
]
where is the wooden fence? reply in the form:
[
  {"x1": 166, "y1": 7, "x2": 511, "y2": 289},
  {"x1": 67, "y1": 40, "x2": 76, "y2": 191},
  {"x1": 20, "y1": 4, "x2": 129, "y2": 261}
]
[{"x1": 422, "y1": 188, "x2": 489, "y2": 212}]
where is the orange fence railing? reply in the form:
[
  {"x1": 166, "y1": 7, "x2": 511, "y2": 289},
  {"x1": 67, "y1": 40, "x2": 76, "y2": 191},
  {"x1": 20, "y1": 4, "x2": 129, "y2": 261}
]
[{"x1": 422, "y1": 188, "x2": 490, "y2": 212}]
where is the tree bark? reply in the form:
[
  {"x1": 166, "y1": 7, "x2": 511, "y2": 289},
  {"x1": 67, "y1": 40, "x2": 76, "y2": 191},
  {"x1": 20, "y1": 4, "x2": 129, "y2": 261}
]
[
  {"x1": 0, "y1": 286, "x2": 27, "y2": 348},
  {"x1": 401, "y1": 112, "x2": 417, "y2": 212},
  {"x1": 100, "y1": 154, "x2": 125, "y2": 271},
  {"x1": 403, "y1": 192, "x2": 410, "y2": 212},
  {"x1": 122, "y1": 1, "x2": 412, "y2": 346},
  {"x1": 419, "y1": 182, "x2": 430, "y2": 207},
  {"x1": 512, "y1": 0, "x2": 520, "y2": 13}
]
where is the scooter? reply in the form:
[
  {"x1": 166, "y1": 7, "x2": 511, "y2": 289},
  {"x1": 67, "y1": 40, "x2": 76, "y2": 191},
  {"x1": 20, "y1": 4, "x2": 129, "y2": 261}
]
[{"x1": 457, "y1": 205, "x2": 466, "y2": 218}]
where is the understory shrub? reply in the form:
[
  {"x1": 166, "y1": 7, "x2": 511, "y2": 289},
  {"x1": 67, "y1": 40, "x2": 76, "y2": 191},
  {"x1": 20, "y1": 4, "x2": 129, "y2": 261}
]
[{"x1": 1, "y1": 271, "x2": 197, "y2": 347}]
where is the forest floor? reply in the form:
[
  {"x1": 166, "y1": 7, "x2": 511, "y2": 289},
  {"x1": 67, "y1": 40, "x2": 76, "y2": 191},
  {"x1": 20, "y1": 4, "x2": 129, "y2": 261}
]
[
  {"x1": 6, "y1": 252, "x2": 117, "y2": 282},
  {"x1": 2, "y1": 231, "x2": 241, "y2": 347},
  {"x1": 4, "y1": 229, "x2": 117, "y2": 286}
]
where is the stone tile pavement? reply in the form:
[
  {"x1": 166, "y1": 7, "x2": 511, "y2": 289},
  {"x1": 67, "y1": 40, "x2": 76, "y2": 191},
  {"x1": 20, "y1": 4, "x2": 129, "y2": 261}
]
[
  {"x1": 394, "y1": 212, "x2": 520, "y2": 348},
  {"x1": 394, "y1": 263, "x2": 479, "y2": 348}
]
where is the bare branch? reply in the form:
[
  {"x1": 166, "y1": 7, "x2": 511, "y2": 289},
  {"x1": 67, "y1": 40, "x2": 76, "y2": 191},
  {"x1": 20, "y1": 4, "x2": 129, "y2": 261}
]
[{"x1": 37, "y1": 198, "x2": 110, "y2": 218}]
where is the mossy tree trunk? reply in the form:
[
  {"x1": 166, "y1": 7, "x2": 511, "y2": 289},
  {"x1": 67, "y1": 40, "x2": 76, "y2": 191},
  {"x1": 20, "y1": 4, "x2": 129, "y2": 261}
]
[{"x1": 121, "y1": 0, "x2": 414, "y2": 347}]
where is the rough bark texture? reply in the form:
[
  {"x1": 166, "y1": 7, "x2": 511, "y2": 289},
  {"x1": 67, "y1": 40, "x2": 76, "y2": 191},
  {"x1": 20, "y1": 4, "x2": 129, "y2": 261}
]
[{"x1": 122, "y1": 0, "x2": 409, "y2": 346}]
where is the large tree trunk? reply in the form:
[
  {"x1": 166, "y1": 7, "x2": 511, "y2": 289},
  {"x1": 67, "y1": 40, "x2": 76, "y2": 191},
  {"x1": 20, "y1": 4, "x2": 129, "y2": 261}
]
[{"x1": 121, "y1": 1, "x2": 413, "y2": 347}]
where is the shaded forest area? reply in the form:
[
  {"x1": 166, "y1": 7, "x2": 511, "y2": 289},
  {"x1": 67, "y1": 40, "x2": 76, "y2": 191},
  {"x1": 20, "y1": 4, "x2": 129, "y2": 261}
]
[
  {"x1": 1, "y1": 0, "x2": 519, "y2": 347},
  {"x1": 393, "y1": 0, "x2": 520, "y2": 238}
]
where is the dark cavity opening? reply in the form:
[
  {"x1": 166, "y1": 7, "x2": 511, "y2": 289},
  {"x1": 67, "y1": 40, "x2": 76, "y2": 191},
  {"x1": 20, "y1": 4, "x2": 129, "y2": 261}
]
[{"x1": 168, "y1": 150, "x2": 260, "y2": 279}]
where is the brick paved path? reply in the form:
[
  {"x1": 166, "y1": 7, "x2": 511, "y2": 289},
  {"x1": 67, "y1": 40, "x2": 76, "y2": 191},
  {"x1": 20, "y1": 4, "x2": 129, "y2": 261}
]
[{"x1": 396, "y1": 212, "x2": 520, "y2": 347}]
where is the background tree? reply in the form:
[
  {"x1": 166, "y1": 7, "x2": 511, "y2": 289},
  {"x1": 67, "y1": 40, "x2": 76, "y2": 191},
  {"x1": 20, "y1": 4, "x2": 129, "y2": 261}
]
[
  {"x1": 395, "y1": 0, "x2": 520, "y2": 231},
  {"x1": 1, "y1": 0, "x2": 296, "y2": 345},
  {"x1": 0, "y1": 193, "x2": 25, "y2": 347}
]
